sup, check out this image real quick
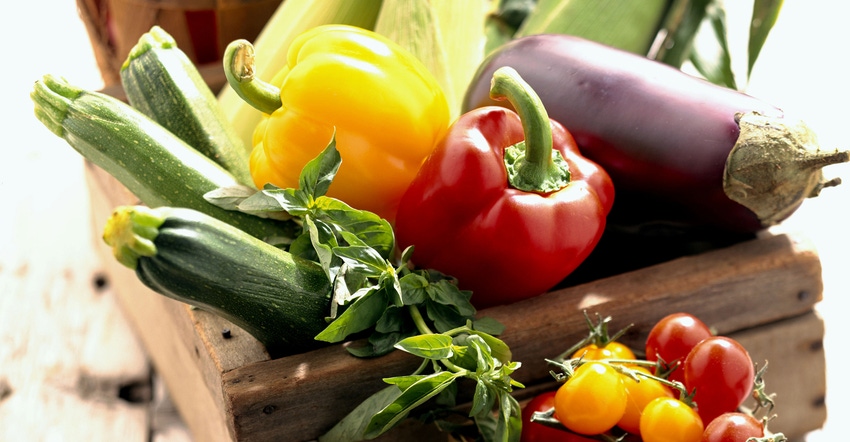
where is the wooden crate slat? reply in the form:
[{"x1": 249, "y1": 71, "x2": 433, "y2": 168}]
[{"x1": 732, "y1": 311, "x2": 827, "y2": 439}]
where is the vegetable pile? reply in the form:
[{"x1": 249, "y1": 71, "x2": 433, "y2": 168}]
[{"x1": 30, "y1": 1, "x2": 844, "y2": 440}]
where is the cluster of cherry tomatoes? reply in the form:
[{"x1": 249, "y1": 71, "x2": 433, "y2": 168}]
[{"x1": 520, "y1": 312, "x2": 783, "y2": 442}]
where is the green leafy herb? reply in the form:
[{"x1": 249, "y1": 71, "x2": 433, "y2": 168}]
[{"x1": 205, "y1": 135, "x2": 523, "y2": 441}]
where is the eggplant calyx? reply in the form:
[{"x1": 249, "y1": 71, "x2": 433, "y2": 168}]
[{"x1": 723, "y1": 111, "x2": 849, "y2": 226}]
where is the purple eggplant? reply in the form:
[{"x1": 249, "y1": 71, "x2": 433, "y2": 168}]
[{"x1": 463, "y1": 34, "x2": 848, "y2": 233}]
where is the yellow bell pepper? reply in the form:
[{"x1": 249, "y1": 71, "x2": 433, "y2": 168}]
[{"x1": 224, "y1": 24, "x2": 451, "y2": 222}]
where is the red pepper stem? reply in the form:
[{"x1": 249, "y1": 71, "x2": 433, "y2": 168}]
[
  {"x1": 489, "y1": 67, "x2": 570, "y2": 193},
  {"x1": 223, "y1": 39, "x2": 283, "y2": 114}
]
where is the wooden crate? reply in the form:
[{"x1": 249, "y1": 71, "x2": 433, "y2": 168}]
[
  {"x1": 76, "y1": 0, "x2": 283, "y2": 88},
  {"x1": 85, "y1": 162, "x2": 827, "y2": 441}
]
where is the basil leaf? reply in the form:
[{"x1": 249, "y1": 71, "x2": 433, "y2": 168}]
[
  {"x1": 256, "y1": 187, "x2": 311, "y2": 215},
  {"x1": 466, "y1": 334, "x2": 495, "y2": 372},
  {"x1": 469, "y1": 380, "x2": 496, "y2": 418},
  {"x1": 399, "y1": 273, "x2": 430, "y2": 305},
  {"x1": 315, "y1": 288, "x2": 388, "y2": 343},
  {"x1": 203, "y1": 184, "x2": 258, "y2": 211},
  {"x1": 299, "y1": 135, "x2": 341, "y2": 199},
  {"x1": 347, "y1": 330, "x2": 410, "y2": 357},
  {"x1": 426, "y1": 301, "x2": 469, "y2": 333},
  {"x1": 233, "y1": 189, "x2": 295, "y2": 220},
  {"x1": 318, "y1": 385, "x2": 400, "y2": 442},
  {"x1": 434, "y1": 380, "x2": 458, "y2": 408},
  {"x1": 364, "y1": 371, "x2": 462, "y2": 438},
  {"x1": 334, "y1": 244, "x2": 389, "y2": 277},
  {"x1": 470, "y1": 330, "x2": 513, "y2": 364},
  {"x1": 495, "y1": 392, "x2": 522, "y2": 442},
  {"x1": 473, "y1": 316, "x2": 506, "y2": 336},
  {"x1": 374, "y1": 306, "x2": 406, "y2": 334},
  {"x1": 383, "y1": 374, "x2": 428, "y2": 390},
  {"x1": 446, "y1": 344, "x2": 477, "y2": 373},
  {"x1": 430, "y1": 279, "x2": 475, "y2": 317},
  {"x1": 305, "y1": 216, "x2": 339, "y2": 282},
  {"x1": 475, "y1": 411, "x2": 499, "y2": 442},
  {"x1": 287, "y1": 232, "x2": 316, "y2": 261},
  {"x1": 381, "y1": 272, "x2": 404, "y2": 308},
  {"x1": 394, "y1": 334, "x2": 454, "y2": 360},
  {"x1": 313, "y1": 196, "x2": 395, "y2": 258}
]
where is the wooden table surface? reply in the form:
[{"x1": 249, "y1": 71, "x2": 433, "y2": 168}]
[{"x1": 2, "y1": 1, "x2": 847, "y2": 440}]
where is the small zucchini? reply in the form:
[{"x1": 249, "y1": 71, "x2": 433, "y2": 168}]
[
  {"x1": 103, "y1": 205, "x2": 332, "y2": 357},
  {"x1": 31, "y1": 74, "x2": 292, "y2": 242},
  {"x1": 120, "y1": 26, "x2": 254, "y2": 186}
]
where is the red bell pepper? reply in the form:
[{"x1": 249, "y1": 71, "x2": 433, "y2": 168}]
[{"x1": 394, "y1": 67, "x2": 614, "y2": 309}]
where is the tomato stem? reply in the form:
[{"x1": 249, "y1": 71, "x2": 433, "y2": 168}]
[
  {"x1": 553, "y1": 311, "x2": 634, "y2": 362},
  {"x1": 530, "y1": 410, "x2": 623, "y2": 442}
]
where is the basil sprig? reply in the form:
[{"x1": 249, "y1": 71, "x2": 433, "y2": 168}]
[{"x1": 206, "y1": 137, "x2": 523, "y2": 441}]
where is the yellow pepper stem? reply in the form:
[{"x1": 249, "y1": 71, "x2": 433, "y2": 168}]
[
  {"x1": 223, "y1": 40, "x2": 283, "y2": 114},
  {"x1": 490, "y1": 66, "x2": 570, "y2": 194}
]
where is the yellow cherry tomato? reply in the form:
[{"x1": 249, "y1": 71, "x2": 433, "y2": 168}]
[
  {"x1": 617, "y1": 367, "x2": 675, "y2": 435},
  {"x1": 572, "y1": 341, "x2": 636, "y2": 363},
  {"x1": 640, "y1": 396, "x2": 704, "y2": 442},
  {"x1": 554, "y1": 362, "x2": 627, "y2": 435}
]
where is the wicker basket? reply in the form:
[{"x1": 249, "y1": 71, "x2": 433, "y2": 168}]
[{"x1": 76, "y1": 0, "x2": 283, "y2": 87}]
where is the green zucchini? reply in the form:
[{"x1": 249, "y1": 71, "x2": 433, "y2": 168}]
[
  {"x1": 120, "y1": 26, "x2": 254, "y2": 187},
  {"x1": 31, "y1": 74, "x2": 292, "y2": 242},
  {"x1": 103, "y1": 205, "x2": 332, "y2": 357}
]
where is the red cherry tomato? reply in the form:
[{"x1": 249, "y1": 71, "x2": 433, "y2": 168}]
[
  {"x1": 640, "y1": 396, "x2": 704, "y2": 442},
  {"x1": 617, "y1": 366, "x2": 675, "y2": 435},
  {"x1": 645, "y1": 313, "x2": 712, "y2": 384},
  {"x1": 701, "y1": 412, "x2": 765, "y2": 442},
  {"x1": 521, "y1": 391, "x2": 595, "y2": 442},
  {"x1": 554, "y1": 362, "x2": 627, "y2": 435},
  {"x1": 684, "y1": 336, "x2": 755, "y2": 424}
]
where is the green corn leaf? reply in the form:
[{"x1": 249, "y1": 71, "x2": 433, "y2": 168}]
[
  {"x1": 689, "y1": 2, "x2": 738, "y2": 89},
  {"x1": 375, "y1": 0, "x2": 496, "y2": 119},
  {"x1": 650, "y1": 0, "x2": 712, "y2": 67},
  {"x1": 517, "y1": 0, "x2": 669, "y2": 54},
  {"x1": 748, "y1": 0, "x2": 784, "y2": 79}
]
